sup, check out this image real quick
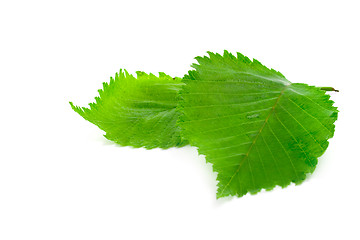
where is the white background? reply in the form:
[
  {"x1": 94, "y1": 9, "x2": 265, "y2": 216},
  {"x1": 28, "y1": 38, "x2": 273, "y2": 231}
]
[{"x1": 1, "y1": 0, "x2": 359, "y2": 239}]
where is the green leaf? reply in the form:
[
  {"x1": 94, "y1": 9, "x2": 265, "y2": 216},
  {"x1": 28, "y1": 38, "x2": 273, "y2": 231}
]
[
  {"x1": 179, "y1": 51, "x2": 338, "y2": 198},
  {"x1": 70, "y1": 70, "x2": 187, "y2": 149}
]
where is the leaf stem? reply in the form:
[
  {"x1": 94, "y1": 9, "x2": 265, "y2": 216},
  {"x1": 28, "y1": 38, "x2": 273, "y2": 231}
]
[{"x1": 320, "y1": 87, "x2": 339, "y2": 92}]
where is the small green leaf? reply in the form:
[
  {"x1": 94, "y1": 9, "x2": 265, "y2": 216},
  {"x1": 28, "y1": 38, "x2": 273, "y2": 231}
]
[
  {"x1": 70, "y1": 69, "x2": 187, "y2": 149},
  {"x1": 179, "y1": 51, "x2": 338, "y2": 198}
]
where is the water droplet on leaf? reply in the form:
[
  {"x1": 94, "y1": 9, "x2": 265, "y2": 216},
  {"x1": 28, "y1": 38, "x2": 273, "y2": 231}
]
[{"x1": 246, "y1": 113, "x2": 260, "y2": 119}]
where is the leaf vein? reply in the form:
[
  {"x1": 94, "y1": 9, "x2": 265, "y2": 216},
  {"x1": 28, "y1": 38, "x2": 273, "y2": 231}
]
[{"x1": 218, "y1": 85, "x2": 289, "y2": 197}]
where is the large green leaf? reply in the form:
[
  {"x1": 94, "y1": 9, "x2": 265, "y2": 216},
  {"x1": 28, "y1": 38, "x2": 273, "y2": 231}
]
[
  {"x1": 70, "y1": 70, "x2": 187, "y2": 149},
  {"x1": 179, "y1": 51, "x2": 338, "y2": 198}
]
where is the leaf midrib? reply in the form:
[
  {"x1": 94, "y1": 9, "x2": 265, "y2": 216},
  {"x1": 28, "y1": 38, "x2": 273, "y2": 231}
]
[{"x1": 218, "y1": 84, "x2": 290, "y2": 196}]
